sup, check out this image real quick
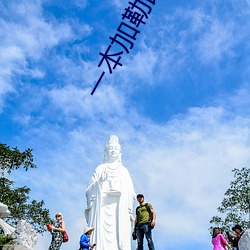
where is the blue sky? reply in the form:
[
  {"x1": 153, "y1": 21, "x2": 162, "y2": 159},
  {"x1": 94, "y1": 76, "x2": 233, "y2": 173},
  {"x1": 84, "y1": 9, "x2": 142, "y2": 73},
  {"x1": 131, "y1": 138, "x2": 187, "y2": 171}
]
[{"x1": 1, "y1": 0, "x2": 250, "y2": 249}]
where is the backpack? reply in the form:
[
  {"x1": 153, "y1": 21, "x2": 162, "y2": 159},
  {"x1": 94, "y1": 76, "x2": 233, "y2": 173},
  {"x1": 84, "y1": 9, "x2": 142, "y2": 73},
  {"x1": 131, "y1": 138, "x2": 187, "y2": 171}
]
[{"x1": 136, "y1": 203, "x2": 154, "y2": 229}]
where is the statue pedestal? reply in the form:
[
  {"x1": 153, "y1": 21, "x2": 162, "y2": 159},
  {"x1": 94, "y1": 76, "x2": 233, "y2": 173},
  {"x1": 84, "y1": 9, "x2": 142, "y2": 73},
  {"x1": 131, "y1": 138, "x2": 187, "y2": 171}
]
[{"x1": 1, "y1": 245, "x2": 26, "y2": 250}]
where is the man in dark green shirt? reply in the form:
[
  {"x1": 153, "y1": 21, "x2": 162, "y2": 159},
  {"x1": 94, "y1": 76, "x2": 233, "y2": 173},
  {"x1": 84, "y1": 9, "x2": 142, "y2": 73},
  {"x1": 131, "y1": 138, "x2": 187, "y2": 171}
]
[{"x1": 133, "y1": 194, "x2": 156, "y2": 250}]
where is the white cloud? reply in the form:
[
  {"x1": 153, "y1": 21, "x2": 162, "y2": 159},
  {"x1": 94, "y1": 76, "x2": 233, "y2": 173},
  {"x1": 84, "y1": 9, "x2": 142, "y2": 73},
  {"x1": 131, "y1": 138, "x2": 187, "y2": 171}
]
[
  {"x1": 48, "y1": 84, "x2": 126, "y2": 119},
  {"x1": 0, "y1": 1, "x2": 75, "y2": 110},
  {"x1": 73, "y1": 0, "x2": 88, "y2": 9},
  {"x1": 188, "y1": 8, "x2": 209, "y2": 33},
  {"x1": 107, "y1": 43, "x2": 160, "y2": 91},
  {"x1": 139, "y1": 6, "x2": 242, "y2": 78},
  {"x1": 1, "y1": 2, "x2": 73, "y2": 58},
  {"x1": 111, "y1": 0, "x2": 128, "y2": 11},
  {"x1": 196, "y1": 20, "x2": 235, "y2": 63}
]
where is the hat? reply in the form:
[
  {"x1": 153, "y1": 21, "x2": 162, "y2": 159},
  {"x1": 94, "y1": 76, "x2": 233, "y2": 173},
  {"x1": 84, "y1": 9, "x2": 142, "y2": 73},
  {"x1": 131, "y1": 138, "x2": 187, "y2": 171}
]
[
  {"x1": 55, "y1": 212, "x2": 63, "y2": 218},
  {"x1": 232, "y1": 225, "x2": 243, "y2": 231},
  {"x1": 84, "y1": 227, "x2": 94, "y2": 234}
]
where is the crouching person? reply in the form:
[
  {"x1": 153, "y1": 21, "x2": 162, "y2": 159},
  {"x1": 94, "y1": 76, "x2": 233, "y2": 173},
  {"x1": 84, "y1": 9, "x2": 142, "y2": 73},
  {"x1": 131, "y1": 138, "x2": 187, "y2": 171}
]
[{"x1": 79, "y1": 227, "x2": 96, "y2": 250}]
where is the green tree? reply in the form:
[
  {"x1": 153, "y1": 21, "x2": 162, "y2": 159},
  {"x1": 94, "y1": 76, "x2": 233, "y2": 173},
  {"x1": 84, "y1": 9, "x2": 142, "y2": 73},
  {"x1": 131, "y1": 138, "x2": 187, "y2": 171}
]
[
  {"x1": 0, "y1": 143, "x2": 52, "y2": 233},
  {"x1": 210, "y1": 167, "x2": 250, "y2": 232}
]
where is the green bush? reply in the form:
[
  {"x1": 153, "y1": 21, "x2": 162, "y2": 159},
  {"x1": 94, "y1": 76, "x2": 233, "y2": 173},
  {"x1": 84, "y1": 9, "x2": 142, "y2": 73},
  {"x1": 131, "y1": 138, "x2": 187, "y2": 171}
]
[{"x1": 0, "y1": 234, "x2": 14, "y2": 246}]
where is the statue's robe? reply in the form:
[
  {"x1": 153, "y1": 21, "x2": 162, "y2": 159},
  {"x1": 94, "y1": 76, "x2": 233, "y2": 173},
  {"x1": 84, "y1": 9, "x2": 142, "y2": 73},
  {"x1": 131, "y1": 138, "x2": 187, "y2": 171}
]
[{"x1": 85, "y1": 163, "x2": 136, "y2": 250}]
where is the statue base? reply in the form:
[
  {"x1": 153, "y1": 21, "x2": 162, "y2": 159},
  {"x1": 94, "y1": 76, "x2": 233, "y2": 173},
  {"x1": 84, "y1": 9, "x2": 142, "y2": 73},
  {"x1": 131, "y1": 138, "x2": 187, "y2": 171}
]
[{"x1": 1, "y1": 245, "x2": 26, "y2": 250}]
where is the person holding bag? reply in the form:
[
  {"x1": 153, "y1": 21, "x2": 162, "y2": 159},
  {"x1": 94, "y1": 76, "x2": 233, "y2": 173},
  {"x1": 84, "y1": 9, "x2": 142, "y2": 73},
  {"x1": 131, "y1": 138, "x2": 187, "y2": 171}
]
[
  {"x1": 212, "y1": 227, "x2": 232, "y2": 250},
  {"x1": 48, "y1": 212, "x2": 66, "y2": 250}
]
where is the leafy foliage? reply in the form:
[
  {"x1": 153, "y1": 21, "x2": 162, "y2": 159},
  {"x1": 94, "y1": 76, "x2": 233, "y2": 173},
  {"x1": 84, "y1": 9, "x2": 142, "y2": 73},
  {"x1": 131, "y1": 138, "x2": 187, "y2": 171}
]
[
  {"x1": 0, "y1": 143, "x2": 52, "y2": 233},
  {"x1": 0, "y1": 144, "x2": 36, "y2": 175},
  {"x1": 210, "y1": 167, "x2": 250, "y2": 232},
  {"x1": 0, "y1": 234, "x2": 14, "y2": 246}
]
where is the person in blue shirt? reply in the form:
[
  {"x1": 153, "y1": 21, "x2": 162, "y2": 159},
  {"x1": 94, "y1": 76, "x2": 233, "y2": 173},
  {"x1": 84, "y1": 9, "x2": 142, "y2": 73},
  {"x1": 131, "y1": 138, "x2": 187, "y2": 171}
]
[{"x1": 79, "y1": 227, "x2": 96, "y2": 250}]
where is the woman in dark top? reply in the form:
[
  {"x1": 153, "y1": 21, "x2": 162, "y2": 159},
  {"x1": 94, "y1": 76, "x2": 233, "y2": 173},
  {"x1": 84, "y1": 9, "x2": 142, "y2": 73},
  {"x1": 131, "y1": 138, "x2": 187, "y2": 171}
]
[{"x1": 49, "y1": 212, "x2": 66, "y2": 250}]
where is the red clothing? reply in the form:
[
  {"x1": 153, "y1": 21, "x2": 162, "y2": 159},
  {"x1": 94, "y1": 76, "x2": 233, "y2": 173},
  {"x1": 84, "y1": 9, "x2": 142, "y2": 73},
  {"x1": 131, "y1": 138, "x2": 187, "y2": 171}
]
[{"x1": 212, "y1": 234, "x2": 227, "y2": 250}]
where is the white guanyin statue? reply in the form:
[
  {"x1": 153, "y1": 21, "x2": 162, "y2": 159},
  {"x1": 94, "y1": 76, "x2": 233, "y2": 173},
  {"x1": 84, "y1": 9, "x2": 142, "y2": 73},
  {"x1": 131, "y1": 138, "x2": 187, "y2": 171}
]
[
  {"x1": 0, "y1": 202, "x2": 38, "y2": 250},
  {"x1": 0, "y1": 202, "x2": 15, "y2": 235},
  {"x1": 239, "y1": 228, "x2": 250, "y2": 250},
  {"x1": 85, "y1": 135, "x2": 136, "y2": 250},
  {"x1": 13, "y1": 220, "x2": 38, "y2": 250}
]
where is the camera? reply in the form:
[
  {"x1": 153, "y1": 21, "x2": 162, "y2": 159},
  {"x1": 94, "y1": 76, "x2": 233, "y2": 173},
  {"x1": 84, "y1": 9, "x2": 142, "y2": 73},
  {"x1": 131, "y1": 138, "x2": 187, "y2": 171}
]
[{"x1": 132, "y1": 231, "x2": 137, "y2": 240}]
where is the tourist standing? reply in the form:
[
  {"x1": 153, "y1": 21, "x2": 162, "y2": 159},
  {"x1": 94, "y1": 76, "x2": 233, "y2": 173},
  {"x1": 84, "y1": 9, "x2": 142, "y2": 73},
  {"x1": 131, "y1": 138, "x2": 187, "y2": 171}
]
[
  {"x1": 211, "y1": 227, "x2": 232, "y2": 250},
  {"x1": 48, "y1": 212, "x2": 66, "y2": 250},
  {"x1": 133, "y1": 194, "x2": 156, "y2": 250},
  {"x1": 231, "y1": 225, "x2": 244, "y2": 250}
]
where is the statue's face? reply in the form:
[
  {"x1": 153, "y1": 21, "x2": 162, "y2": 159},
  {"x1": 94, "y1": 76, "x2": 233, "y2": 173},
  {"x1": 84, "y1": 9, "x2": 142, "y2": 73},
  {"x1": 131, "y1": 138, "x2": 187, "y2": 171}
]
[{"x1": 107, "y1": 142, "x2": 121, "y2": 160}]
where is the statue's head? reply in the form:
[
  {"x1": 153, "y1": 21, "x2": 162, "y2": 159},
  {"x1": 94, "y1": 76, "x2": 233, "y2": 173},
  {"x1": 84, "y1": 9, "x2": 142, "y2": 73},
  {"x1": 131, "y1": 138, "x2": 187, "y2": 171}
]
[
  {"x1": 104, "y1": 135, "x2": 122, "y2": 163},
  {"x1": 0, "y1": 202, "x2": 10, "y2": 218}
]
